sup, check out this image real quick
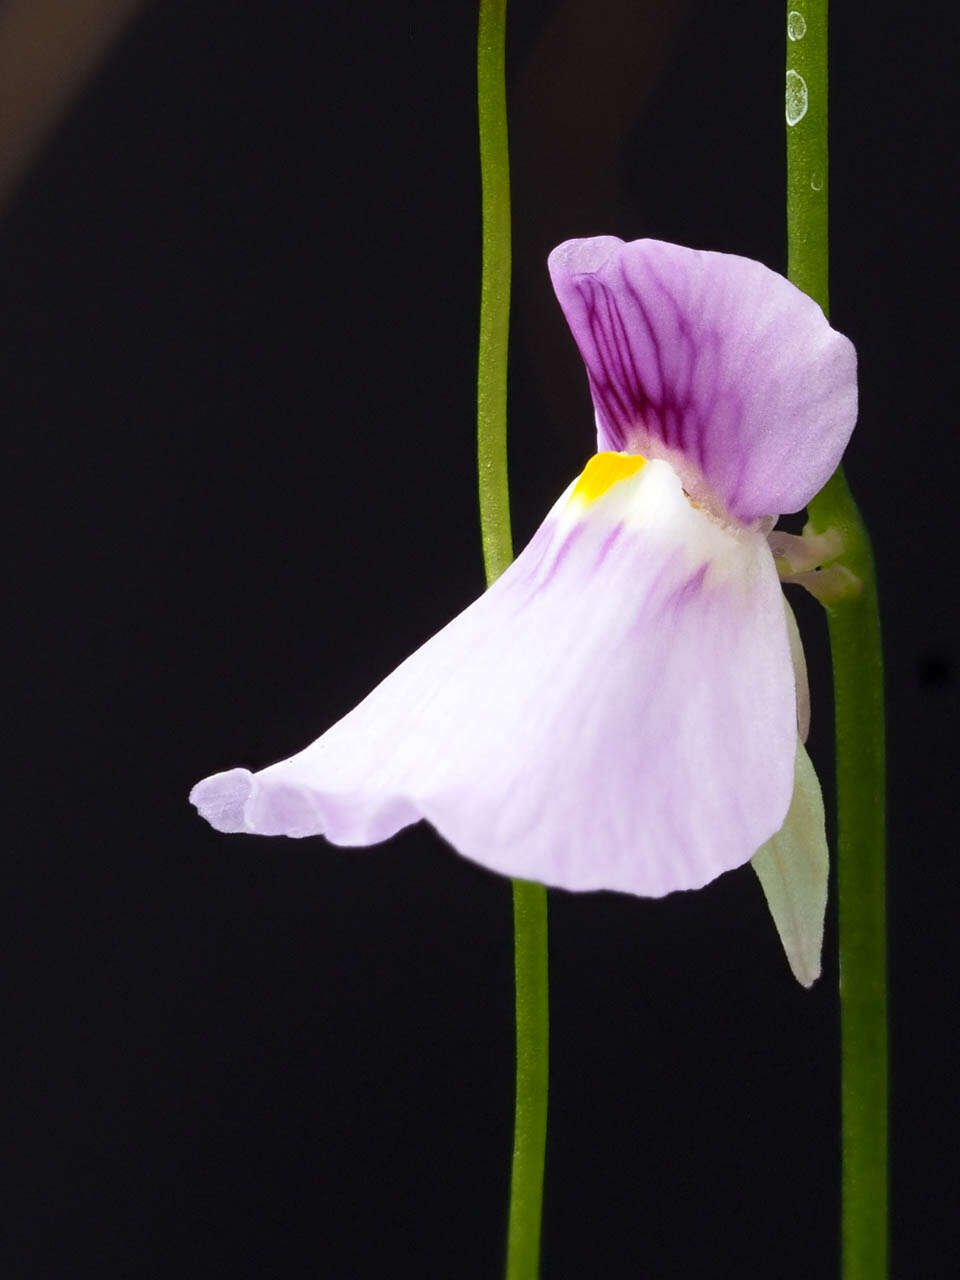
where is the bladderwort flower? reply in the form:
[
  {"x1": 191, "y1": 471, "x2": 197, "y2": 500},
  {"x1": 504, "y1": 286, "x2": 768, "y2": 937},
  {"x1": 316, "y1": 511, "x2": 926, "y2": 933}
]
[{"x1": 191, "y1": 237, "x2": 857, "y2": 985}]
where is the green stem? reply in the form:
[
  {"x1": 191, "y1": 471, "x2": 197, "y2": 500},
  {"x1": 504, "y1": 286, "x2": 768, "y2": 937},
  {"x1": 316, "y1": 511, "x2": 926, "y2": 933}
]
[
  {"x1": 506, "y1": 880, "x2": 549, "y2": 1279},
  {"x1": 477, "y1": 4, "x2": 549, "y2": 1277},
  {"x1": 808, "y1": 478, "x2": 888, "y2": 1280},
  {"x1": 477, "y1": 0, "x2": 513, "y2": 585},
  {"x1": 786, "y1": 5, "x2": 888, "y2": 1278}
]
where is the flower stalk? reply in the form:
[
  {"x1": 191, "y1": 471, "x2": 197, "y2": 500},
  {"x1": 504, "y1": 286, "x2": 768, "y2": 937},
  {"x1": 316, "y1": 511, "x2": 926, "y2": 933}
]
[
  {"x1": 477, "y1": 3, "x2": 549, "y2": 1277},
  {"x1": 477, "y1": 0, "x2": 513, "y2": 586},
  {"x1": 786, "y1": 4, "x2": 889, "y2": 1277}
]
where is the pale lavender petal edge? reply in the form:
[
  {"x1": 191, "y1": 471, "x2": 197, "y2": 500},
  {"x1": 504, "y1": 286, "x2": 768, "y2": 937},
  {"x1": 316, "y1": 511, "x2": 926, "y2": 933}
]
[{"x1": 191, "y1": 460, "x2": 797, "y2": 899}]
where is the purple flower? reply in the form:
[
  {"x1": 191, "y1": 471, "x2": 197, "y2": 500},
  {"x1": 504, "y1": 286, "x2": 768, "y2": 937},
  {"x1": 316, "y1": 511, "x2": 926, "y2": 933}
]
[{"x1": 192, "y1": 237, "x2": 856, "y2": 981}]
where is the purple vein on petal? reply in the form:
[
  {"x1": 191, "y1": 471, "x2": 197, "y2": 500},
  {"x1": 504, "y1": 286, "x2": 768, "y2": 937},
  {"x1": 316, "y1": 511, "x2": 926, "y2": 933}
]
[
  {"x1": 578, "y1": 282, "x2": 628, "y2": 444},
  {"x1": 641, "y1": 259, "x2": 720, "y2": 475},
  {"x1": 545, "y1": 520, "x2": 587, "y2": 579},
  {"x1": 619, "y1": 266, "x2": 669, "y2": 445},
  {"x1": 607, "y1": 274, "x2": 655, "y2": 436},
  {"x1": 663, "y1": 563, "x2": 710, "y2": 619},
  {"x1": 626, "y1": 555, "x2": 680, "y2": 638},
  {"x1": 579, "y1": 280, "x2": 639, "y2": 447},
  {"x1": 592, "y1": 520, "x2": 626, "y2": 571},
  {"x1": 599, "y1": 283, "x2": 644, "y2": 428}
]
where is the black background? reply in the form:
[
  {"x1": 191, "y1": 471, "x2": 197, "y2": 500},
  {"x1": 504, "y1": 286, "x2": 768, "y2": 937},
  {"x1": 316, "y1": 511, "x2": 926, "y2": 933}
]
[{"x1": 6, "y1": 1, "x2": 958, "y2": 1276}]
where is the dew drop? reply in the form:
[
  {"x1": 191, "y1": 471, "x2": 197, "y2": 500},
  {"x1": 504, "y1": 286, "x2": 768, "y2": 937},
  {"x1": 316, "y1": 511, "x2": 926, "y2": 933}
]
[
  {"x1": 785, "y1": 70, "x2": 809, "y2": 125},
  {"x1": 787, "y1": 10, "x2": 807, "y2": 40},
  {"x1": 810, "y1": 171, "x2": 824, "y2": 191}
]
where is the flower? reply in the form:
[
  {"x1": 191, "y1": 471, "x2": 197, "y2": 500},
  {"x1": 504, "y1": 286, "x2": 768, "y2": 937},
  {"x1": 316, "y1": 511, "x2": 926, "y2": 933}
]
[{"x1": 191, "y1": 237, "x2": 856, "y2": 982}]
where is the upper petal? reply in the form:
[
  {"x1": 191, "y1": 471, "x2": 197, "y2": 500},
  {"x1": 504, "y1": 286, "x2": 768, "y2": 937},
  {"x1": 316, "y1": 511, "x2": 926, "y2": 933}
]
[
  {"x1": 191, "y1": 454, "x2": 796, "y2": 899},
  {"x1": 548, "y1": 237, "x2": 858, "y2": 522}
]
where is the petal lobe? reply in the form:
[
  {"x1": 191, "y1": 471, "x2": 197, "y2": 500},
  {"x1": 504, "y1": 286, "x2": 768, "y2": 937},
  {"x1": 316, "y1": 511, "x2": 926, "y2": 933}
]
[
  {"x1": 549, "y1": 237, "x2": 858, "y2": 522},
  {"x1": 192, "y1": 457, "x2": 797, "y2": 898}
]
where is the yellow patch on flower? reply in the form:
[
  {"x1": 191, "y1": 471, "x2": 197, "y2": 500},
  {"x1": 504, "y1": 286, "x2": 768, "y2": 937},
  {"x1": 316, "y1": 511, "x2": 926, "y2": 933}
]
[{"x1": 571, "y1": 451, "x2": 647, "y2": 505}]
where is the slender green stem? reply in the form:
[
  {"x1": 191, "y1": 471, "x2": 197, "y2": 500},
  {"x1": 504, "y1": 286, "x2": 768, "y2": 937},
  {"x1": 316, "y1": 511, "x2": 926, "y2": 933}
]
[
  {"x1": 506, "y1": 879, "x2": 549, "y2": 1279},
  {"x1": 477, "y1": 0, "x2": 513, "y2": 585},
  {"x1": 477, "y1": 4, "x2": 549, "y2": 1277},
  {"x1": 786, "y1": 2, "x2": 829, "y2": 311},
  {"x1": 786, "y1": 5, "x2": 888, "y2": 1278},
  {"x1": 808, "y1": 480, "x2": 888, "y2": 1280}
]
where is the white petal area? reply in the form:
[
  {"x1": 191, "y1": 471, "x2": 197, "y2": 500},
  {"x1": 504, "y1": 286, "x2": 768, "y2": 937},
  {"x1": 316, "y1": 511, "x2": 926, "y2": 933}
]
[
  {"x1": 751, "y1": 742, "x2": 829, "y2": 986},
  {"x1": 784, "y1": 598, "x2": 810, "y2": 743},
  {"x1": 192, "y1": 458, "x2": 796, "y2": 898}
]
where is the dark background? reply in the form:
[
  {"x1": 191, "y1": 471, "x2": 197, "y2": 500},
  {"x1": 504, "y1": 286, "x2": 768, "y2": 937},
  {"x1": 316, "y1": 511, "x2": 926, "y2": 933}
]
[{"x1": 6, "y1": 1, "x2": 958, "y2": 1276}]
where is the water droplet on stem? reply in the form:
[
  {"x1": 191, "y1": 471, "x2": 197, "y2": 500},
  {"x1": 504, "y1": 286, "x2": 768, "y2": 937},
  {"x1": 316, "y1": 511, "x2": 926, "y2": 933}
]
[
  {"x1": 785, "y1": 70, "x2": 809, "y2": 125},
  {"x1": 787, "y1": 10, "x2": 807, "y2": 40}
]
